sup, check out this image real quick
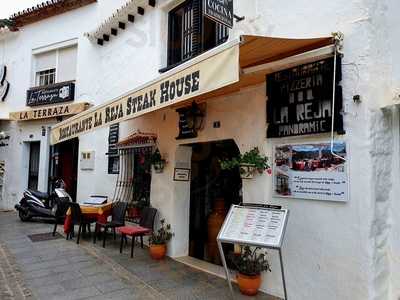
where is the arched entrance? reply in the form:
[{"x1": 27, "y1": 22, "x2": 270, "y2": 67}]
[{"x1": 189, "y1": 139, "x2": 242, "y2": 265}]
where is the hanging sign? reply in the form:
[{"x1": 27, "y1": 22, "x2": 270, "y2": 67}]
[
  {"x1": 9, "y1": 102, "x2": 89, "y2": 121},
  {"x1": 26, "y1": 81, "x2": 75, "y2": 107},
  {"x1": 0, "y1": 65, "x2": 10, "y2": 102},
  {"x1": 267, "y1": 57, "x2": 344, "y2": 138},
  {"x1": 274, "y1": 142, "x2": 348, "y2": 202},
  {"x1": 50, "y1": 45, "x2": 239, "y2": 145},
  {"x1": 203, "y1": 0, "x2": 234, "y2": 28}
]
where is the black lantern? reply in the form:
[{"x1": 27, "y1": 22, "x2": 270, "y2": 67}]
[
  {"x1": 176, "y1": 102, "x2": 205, "y2": 140},
  {"x1": 0, "y1": 131, "x2": 10, "y2": 147}
]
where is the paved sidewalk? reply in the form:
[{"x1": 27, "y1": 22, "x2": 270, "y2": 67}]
[{"x1": 0, "y1": 211, "x2": 279, "y2": 300}]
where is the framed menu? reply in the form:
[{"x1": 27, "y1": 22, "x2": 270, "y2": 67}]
[{"x1": 218, "y1": 205, "x2": 289, "y2": 249}]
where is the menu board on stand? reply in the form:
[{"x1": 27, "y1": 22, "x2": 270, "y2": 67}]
[{"x1": 217, "y1": 205, "x2": 289, "y2": 299}]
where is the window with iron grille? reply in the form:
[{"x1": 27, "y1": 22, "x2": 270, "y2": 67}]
[
  {"x1": 36, "y1": 68, "x2": 56, "y2": 87},
  {"x1": 163, "y1": 0, "x2": 229, "y2": 72}
]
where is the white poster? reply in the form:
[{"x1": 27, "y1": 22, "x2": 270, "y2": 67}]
[{"x1": 274, "y1": 142, "x2": 348, "y2": 202}]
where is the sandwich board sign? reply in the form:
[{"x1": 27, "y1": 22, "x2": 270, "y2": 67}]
[{"x1": 217, "y1": 204, "x2": 289, "y2": 299}]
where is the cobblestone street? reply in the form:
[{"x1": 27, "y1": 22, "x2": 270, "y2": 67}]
[{"x1": 0, "y1": 212, "x2": 278, "y2": 300}]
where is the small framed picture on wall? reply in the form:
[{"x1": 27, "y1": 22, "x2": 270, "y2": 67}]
[{"x1": 173, "y1": 168, "x2": 191, "y2": 182}]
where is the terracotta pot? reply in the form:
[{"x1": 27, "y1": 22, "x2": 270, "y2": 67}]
[
  {"x1": 236, "y1": 273, "x2": 262, "y2": 296},
  {"x1": 149, "y1": 244, "x2": 167, "y2": 260},
  {"x1": 207, "y1": 198, "x2": 226, "y2": 263}
]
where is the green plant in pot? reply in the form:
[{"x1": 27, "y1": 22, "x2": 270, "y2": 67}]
[
  {"x1": 149, "y1": 219, "x2": 174, "y2": 260},
  {"x1": 231, "y1": 246, "x2": 271, "y2": 296},
  {"x1": 220, "y1": 147, "x2": 270, "y2": 179},
  {"x1": 151, "y1": 148, "x2": 166, "y2": 173}
]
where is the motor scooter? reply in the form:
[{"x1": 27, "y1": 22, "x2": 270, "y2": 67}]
[{"x1": 15, "y1": 179, "x2": 72, "y2": 222}]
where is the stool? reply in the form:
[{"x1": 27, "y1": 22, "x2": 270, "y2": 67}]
[{"x1": 117, "y1": 226, "x2": 152, "y2": 258}]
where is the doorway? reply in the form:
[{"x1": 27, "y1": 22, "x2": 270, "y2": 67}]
[
  {"x1": 28, "y1": 142, "x2": 40, "y2": 190},
  {"x1": 49, "y1": 138, "x2": 79, "y2": 201},
  {"x1": 189, "y1": 139, "x2": 242, "y2": 265}
]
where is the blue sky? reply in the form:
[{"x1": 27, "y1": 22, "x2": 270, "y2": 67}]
[{"x1": 0, "y1": 1, "x2": 44, "y2": 19}]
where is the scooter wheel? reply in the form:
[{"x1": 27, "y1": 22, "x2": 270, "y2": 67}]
[{"x1": 19, "y1": 210, "x2": 31, "y2": 222}]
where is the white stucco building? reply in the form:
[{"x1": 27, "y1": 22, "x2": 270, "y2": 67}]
[{"x1": 1, "y1": 0, "x2": 400, "y2": 299}]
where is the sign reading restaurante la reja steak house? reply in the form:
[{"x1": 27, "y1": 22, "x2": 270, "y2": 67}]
[
  {"x1": 50, "y1": 45, "x2": 239, "y2": 145},
  {"x1": 267, "y1": 57, "x2": 344, "y2": 138}
]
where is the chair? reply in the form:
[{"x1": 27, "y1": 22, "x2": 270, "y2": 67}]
[
  {"x1": 52, "y1": 199, "x2": 71, "y2": 236},
  {"x1": 94, "y1": 201, "x2": 128, "y2": 248},
  {"x1": 67, "y1": 203, "x2": 94, "y2": 244},
  {"x1": 117, "y1": 207, "x2": 157, "y2": 258}
]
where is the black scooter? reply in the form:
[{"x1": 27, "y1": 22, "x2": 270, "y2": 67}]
[{"x1": 15, "y1": 179, "x2": 72, "y2": 222}]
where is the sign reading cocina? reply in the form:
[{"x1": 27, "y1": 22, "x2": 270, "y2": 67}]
[
  {"x1": 26, "y1": 81, "x2": 75, "y2": 107},
  {"x1": 50, "y1": 45, "x2": 239, "y2": 145},
  {"x1": 204, "y1": 0, "x2": 234, "y2": 28},
  {"x1": 0, "y1": 65, "x2": 10, "y2": 102},
  {"x1": 266, "y1": 57, "x2": 344, "y2": 138},
  {"x1": 9, "y1": 102, "x2": 89, "y2": 121}
]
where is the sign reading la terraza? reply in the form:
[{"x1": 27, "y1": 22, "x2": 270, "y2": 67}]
[
  {"x1": 266, "y1": 57, "x2": 344, "y2": 138},
  {"x1": 27, "y1": 81, "x2": 75, "y2": 107},
  {"x1": 204, "y1": 0, "x2": 233, "y2": 29},
  {"x1": 0, "y1": 65, "x2": 10, "y2": 102}
]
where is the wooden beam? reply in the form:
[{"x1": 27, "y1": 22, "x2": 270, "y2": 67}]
[
  {"x1": 148, "y1": 0, "x2": 156, "y2": 7},
  {"x1": 103, "y1": 34, "x2": 110, "y2": 41},
  {"x1": 137, "y1": 7, "x2": 145, "y2": 15},
  {"x1": 111, "y1": 28, "x2": 118, "y2": 36},
  {"x1": 97, "y1": 39, "x2": 103, "y2": 46},
  {"x1": 128, "y1": 14, "x2": 135, "y2": 23},
  {"x1": 119, "y1": 22, "x2": 125, "y2": 29}
]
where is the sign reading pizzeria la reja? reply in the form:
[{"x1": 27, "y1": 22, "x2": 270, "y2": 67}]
[
  {"x1": 266, "y1": 57, "x2": 344, "y2": 138},
  {"x1": 26, "y1": 81, "x2": 75, "y2": 107},
  {"x1": 203, "y1": 0, "x2": 233, "y2": 29}
]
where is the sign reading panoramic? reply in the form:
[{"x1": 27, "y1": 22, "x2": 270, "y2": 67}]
[{"x1": 204, "y1": 0, "x2": 234, "y2": 29}]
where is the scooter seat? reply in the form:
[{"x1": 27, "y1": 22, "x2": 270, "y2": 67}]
[{"x1": 29, "y1": 190, "x2": 50, "y2": 200}]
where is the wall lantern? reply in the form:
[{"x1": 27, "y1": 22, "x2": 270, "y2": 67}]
[
  {"x1": 151, "y1": 148, "x2": 167, "y2": 173},
  {"x1": 176, "y1": 102, "x2": 205, "y2": 140}
]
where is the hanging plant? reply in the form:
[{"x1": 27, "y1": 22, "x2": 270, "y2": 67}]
[
  {"x1": 151, "y1": 148, "x2": 166, "y2": 173},
  {"x1": 219, "y1": 147, "x2": 270, "y2": 179}
]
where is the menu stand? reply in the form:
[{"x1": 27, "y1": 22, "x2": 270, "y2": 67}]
[{"x1": 216, "y1": 204, "x2": 289, "y2": 300}]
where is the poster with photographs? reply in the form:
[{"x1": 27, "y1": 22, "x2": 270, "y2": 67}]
[{"x1": 274, "y1": 142, "x2": 348, "y2": 202}]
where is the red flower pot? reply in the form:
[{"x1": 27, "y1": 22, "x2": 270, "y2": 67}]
[{"x1": 236, "y1": 273, "x2": 262, "y2": 296}]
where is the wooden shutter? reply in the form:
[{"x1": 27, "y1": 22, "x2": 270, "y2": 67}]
[
  {"x1": 182, "y1": 0, "x2": 201, "y2": 60},
  {"x1": 216, "y1": 23, "x2": 229, "y2": 45}
]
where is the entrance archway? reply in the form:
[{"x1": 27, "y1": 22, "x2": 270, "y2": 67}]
[{"x1": 189, "y1": 139, "x2": 242, "y2": 265}]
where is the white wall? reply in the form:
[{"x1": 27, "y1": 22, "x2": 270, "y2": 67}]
[{"x1": 0, "y1": 0, "x2": 399, "y2": 299}]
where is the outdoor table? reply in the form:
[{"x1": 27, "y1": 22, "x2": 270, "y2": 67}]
[{"x1": 64, "y1": 202, "x2": 113, "y2": 234}]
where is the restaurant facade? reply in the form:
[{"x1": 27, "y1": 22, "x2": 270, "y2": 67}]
[{"x1": 1, "y1": 0, "x2": 400, "y2": 299}]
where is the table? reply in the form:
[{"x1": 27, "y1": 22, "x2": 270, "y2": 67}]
[{"x1": 64, "y1": 202, "x2": 113, "y2": 234}]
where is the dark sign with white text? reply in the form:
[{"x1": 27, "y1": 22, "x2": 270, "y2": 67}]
[
  {"x1": 27, "y1": 81, "x2": 75, "y2": 107},
  {"x1": 266, "y1": 57, "x2": 344, "y2": 138},
  {"x1": 204, "y1": 0, "x2": 233, "y2": 28}
]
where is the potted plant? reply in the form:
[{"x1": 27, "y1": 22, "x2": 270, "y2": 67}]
[
  {"x1": 151, "y1": 148, "x2": 166, "y2": 173},
  {"x1": 149, "y1": 219, "x2": 174, "y2": 260},
  {"x1": 220, "y1": 147, "x2": 270, "y2": 179},
  {"x1": 231, "y1": 246, "x2": 271, "y2": 296}
]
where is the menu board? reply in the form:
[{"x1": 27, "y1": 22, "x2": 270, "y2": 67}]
[{"x1": 218, "y1": 205, "x2": 288, "y2": 248}]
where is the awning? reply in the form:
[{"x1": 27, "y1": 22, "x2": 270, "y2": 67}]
[
  {"x1": 116, "y1": 131, "x2": 157, "y2": 149},
  {"x1": 9, "y1": 102, "x2": 91, "y2": 121},
  {"x1": 50, "y1": 35, "x2": 334, "y2": 145}
]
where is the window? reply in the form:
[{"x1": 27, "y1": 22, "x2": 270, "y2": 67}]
[
  {"x1": 163, "y1": 0, "x2": 229, "y2": 71},
  {"x1": 33, "y1": 45, "x2": 77, "y2": 87},
  {"x1": 108, "y1": 124, "x2": 120, "y2": 174},
  {"x1": 36, "y1": 68, "x2": 56, "y2": 87}
]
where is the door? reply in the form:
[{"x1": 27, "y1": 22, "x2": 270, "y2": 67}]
[{"x1": 28, "y1": 142, "x2": 40, "y2": 190}]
